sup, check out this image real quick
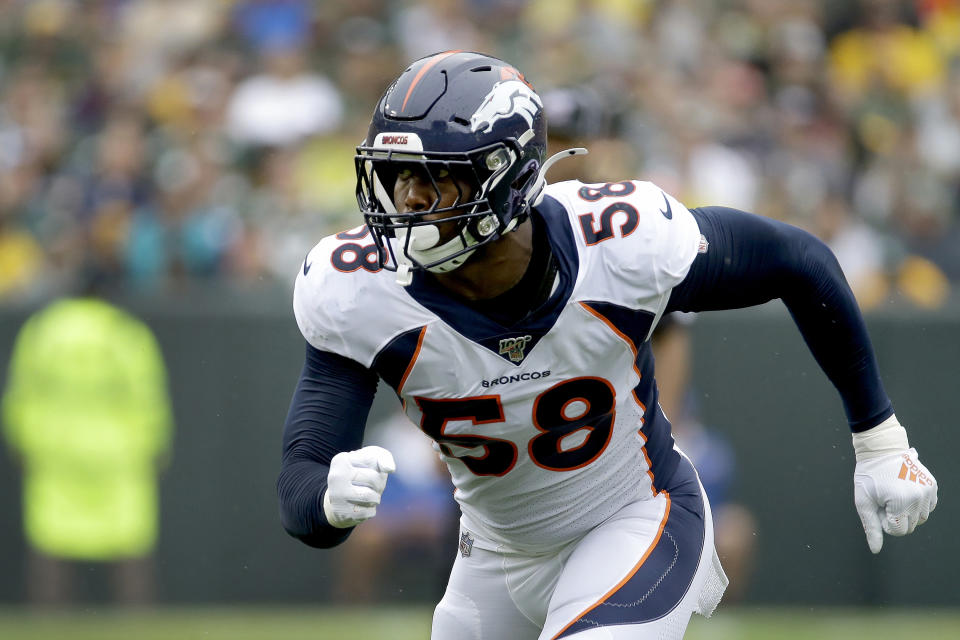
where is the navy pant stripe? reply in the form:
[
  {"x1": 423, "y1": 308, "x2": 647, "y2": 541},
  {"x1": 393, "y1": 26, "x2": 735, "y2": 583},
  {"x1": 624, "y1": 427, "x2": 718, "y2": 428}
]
[{"x1": 556, "y1": 459, "x2": 705, "y2": 637}]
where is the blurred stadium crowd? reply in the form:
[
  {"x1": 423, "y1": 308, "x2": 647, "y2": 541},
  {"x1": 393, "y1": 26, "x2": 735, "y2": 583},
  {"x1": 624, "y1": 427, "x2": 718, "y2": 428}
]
[{"x1": 0, "y1": 0, "x2": 958, "y2": 307}]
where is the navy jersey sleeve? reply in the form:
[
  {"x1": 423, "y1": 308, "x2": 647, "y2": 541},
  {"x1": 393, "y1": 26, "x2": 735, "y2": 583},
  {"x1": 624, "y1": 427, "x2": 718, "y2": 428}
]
[
  {"x1": 666, "y1": 206, "x2": 893, "y2": 432},
  {"x1": 277, "y1": 343, "x2": 378, "y2": 548}
]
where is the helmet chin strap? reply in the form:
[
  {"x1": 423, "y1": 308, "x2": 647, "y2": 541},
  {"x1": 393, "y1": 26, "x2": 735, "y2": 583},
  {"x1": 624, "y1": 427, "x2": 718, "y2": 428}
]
[
  {"x1": 393, "y1": 224, "x2": 478, "y2": 285},
  {"x1": 528, "y1": 147, "x2": 589, "y2": 208},
  {"x1": 393, "y1": 217, "x2": 520, "y2": 286}
]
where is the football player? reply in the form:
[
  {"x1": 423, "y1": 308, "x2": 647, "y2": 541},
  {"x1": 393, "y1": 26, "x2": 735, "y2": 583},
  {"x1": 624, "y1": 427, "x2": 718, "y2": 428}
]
[{"x1": 278, "y1": 51, "x2": 938, "y2": 639}]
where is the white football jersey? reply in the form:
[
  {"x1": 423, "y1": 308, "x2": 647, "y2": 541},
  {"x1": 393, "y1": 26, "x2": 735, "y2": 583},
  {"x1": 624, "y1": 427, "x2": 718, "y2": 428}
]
[{"x1": 294, "y1": 180, "x2": 703, "y2": 553}]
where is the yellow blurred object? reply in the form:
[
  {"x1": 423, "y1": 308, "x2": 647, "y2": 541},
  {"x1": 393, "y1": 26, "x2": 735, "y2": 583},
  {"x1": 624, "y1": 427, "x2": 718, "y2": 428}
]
[
  {"x1": 146, "y1": 74, "x2": 193, "y2": 129},
  {"x1": 297, "y1": 136, "x2": 362, "y2": 230},
  {"x1": 922, "y1": 4, "x2": 960, "y2": 57},
  {"x1": 858, "y1": 112, "x2": 901, "y2": 155},
  {"x1": 523, "y1": 0, "x2": 578, "y2": 35},
  {"x1": 23, "y1": 0, "x2": 70, "y2": 37},
  {"x1": 829, "y1": 24, "x2": 945, "y2": 97},
  {"x1": 0, "y1": 230, "x2": 44, "y2": 298},
  {"x1": 2, "y1": 298, "x2": 173, "y2": 560},
  {"x1": 851, "y1": 271, "x2": 891, "y2": 311},
  {"x1": 897, "y1": 255, "x2": 950, "y2": 309},
  {"x1": 524, "y1": 0, "x2": 650, "y2": 36}
]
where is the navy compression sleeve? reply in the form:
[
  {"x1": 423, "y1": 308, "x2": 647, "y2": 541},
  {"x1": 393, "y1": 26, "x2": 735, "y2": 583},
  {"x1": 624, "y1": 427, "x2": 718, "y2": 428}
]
[
  {"x1": 666, "y1": 206, "x2": 893, "y2": 432},
  {"x1": 277, "y1": 343, "x2": 378, "y2": 548}
]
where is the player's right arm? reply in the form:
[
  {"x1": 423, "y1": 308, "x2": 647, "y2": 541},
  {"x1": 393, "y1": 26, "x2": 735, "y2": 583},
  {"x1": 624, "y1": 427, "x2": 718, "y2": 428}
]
[
  {"x1": 277, "y1": 343, "x2": 384, "y2": 548},
  {"x1": 279, "y1": 235, "x2": 398, "y2": 548}
]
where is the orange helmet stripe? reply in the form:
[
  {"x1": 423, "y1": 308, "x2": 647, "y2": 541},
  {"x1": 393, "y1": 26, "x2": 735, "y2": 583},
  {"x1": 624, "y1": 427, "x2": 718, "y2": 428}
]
[{"x1": 401, "y1": 49, "x2": 463, "y2": 113}]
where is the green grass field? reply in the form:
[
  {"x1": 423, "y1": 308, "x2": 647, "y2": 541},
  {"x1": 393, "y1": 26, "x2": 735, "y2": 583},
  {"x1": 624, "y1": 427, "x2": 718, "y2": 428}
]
[{"x1": 0, "y1": 606, "x2": 958, "y2": 639}]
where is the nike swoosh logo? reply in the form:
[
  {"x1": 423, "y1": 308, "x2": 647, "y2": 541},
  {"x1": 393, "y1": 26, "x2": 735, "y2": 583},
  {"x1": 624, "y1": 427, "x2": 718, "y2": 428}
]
[
  {"x1": 303, "y1": 257, "x2": 312, "y2": 276},
  {"x1": 659, "y1": 192, "x2": 673, "y2": 220}
]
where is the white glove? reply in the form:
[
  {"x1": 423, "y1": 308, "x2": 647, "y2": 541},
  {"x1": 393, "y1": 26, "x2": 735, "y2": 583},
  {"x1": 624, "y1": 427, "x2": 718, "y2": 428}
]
[
  {"x1": 323, "y1": 446, "x2": 396, "y2": 529},
  {"x1": 852, "y1": 415, "x2": 938, "y2": 553}
]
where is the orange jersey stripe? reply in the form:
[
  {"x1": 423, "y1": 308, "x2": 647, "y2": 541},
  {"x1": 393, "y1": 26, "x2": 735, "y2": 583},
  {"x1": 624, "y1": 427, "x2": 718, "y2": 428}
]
[
  {"x1": 551, "y1": 492, "x2": 673, "y2": 640},
  {"x1": 398, "y1": 325, "x2": 428, "y2": 394},
  {"x1": 578, "y1": 302, "x2": 642, "y2": 377},
  {"x1": 636, "y1": 430, "x2": 657, "y2": 495},
  {"x1": 401, "y1": 50, "x2": 462, "y2": 113},
  {"x1": 579, "y1": 302, "x2": 655, "y2": 493}
]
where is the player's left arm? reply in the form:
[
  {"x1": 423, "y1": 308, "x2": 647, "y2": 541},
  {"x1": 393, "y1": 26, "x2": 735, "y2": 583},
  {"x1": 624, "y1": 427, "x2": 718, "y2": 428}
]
[{"x1": 666, "y1": 205, "x2": 938, "y2": 553}]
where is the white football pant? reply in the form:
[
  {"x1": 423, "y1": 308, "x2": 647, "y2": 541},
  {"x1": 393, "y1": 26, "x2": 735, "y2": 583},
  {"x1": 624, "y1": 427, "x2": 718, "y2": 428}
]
[{"x1": 432, "y1": 454, "x2": 728, "y2": 639}]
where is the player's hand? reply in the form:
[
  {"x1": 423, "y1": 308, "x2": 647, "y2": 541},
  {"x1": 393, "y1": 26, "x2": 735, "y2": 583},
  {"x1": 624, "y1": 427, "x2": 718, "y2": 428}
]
[
  {"x1": 852, "y1": 417, "x2": 938, "y2": 553},
  {"x1": 323, "y1": 446, "x2": 396, "y2": 529}
]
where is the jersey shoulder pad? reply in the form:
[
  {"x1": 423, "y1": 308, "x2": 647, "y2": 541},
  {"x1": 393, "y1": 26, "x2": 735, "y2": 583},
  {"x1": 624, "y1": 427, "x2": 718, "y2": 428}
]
[
  {"x1": 545, "y1": 179, "x2": 702, "y2": 300},
  {"x1": 293, "y1": 227, "x2": 415, "y2": 365}
]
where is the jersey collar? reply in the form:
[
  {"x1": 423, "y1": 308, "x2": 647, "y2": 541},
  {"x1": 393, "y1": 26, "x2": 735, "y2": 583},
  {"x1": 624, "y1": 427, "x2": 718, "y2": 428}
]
[{"x1": 403, "y1": 194, "x2": 578, "y2": 364}]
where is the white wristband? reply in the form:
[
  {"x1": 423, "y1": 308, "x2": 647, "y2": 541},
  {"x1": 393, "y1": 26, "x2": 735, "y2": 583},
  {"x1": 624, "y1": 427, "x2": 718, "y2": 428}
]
[{"x1": 851, "y1": 414, "x2": 909, "y2": 462}]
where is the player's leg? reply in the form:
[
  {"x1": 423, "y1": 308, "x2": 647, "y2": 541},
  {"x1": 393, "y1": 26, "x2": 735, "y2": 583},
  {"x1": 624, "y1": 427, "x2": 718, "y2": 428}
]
[
  {"x1": 432, "y1": 534, "x2": 544, "y2": 640},
  {"x1": 540, "y1": 455, "x2": 727, "y2": 640}
]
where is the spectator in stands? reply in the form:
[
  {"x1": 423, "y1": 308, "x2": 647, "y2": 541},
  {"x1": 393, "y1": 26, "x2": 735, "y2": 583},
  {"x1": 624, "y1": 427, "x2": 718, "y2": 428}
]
[
  {"x1": 0, "y1": 0, "x2": 954, "y2": 301},
  {"x1": 225, "y1": 44, "x2": 343, "y2": 148}
]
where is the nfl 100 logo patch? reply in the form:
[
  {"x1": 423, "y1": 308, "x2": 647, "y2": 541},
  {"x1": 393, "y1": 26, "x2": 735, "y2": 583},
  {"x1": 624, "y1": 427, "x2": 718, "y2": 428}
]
[{"x1": 498, "y1": 335, "x2": 532, "y2": 363}]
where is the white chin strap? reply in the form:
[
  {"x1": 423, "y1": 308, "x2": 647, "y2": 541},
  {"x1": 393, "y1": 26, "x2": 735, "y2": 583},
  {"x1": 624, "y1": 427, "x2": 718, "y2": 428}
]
[
  {"x1": 395, "y1": 224, "x2": 478, "y2": 280},
  {"x1": 394, "y1": 219, "x2": 518, "y2": 286}
]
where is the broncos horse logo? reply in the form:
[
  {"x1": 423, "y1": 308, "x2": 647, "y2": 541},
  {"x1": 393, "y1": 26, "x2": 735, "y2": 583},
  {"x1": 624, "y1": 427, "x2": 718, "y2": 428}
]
[{"x1": 470, "y1": 79, "x2": 542, "y2": 134}]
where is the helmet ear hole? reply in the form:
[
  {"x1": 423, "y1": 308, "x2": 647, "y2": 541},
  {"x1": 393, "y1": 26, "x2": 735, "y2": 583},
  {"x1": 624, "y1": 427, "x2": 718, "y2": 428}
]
[{"x1": 511, "y1": 160, "x2": 539, "y2": 192}]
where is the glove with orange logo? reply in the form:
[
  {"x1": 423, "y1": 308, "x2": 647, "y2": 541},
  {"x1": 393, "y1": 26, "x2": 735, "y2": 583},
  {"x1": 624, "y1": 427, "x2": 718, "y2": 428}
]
[{"x1": 853, "y1": 415, "x2": 938, "y2": 553}]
